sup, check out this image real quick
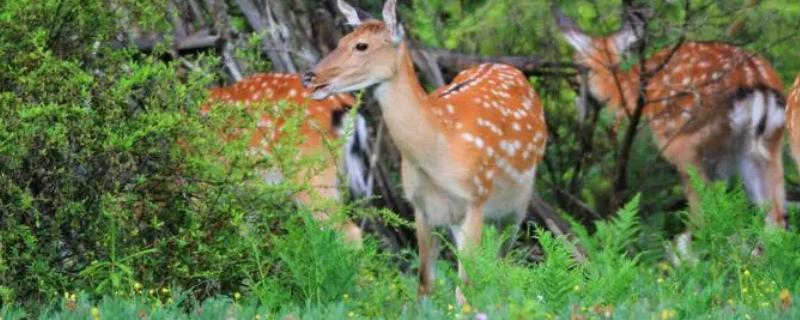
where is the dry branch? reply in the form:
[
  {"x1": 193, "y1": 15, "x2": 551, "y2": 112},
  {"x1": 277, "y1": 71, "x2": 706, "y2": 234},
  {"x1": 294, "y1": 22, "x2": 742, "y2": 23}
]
[{"x1": 134, "y1": 31, "x2": 220, "y2": 53}]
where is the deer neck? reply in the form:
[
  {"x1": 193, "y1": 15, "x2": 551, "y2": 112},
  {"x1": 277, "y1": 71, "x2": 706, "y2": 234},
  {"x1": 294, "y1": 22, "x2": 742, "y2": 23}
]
[
  {"x1": 594, "y1": 65, "x2": 641, "y2": 118},
  {"x1": 374, "y1": 42, "x2": 442, "y2": 167}
]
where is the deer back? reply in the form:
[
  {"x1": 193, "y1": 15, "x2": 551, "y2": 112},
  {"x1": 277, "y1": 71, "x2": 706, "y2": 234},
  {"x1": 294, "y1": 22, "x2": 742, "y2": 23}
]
[
  {"x1": 205, "y1": 73, "x2": 354, "y2": 155},
  {"x1": 429, "y1": 63, "x2": 547, "y2": 200},
  {"x1": 640, "y1": 42, "x2": 784, "y2": 140}
]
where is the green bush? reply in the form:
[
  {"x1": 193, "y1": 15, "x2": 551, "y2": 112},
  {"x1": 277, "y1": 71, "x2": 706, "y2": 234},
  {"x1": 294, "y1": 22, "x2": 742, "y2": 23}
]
[{"x1": 0, "y1": 0, "x2": 368, "y2": 311}]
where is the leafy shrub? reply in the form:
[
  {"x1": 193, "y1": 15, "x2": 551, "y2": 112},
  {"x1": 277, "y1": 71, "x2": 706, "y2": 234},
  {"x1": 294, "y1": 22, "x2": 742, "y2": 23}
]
[
  {"x1": 257, "y1": 213, "x2": 362, "y2": 306},
  {"x1": 0, "y1": 0, "x2": 364, "y2": 311}
]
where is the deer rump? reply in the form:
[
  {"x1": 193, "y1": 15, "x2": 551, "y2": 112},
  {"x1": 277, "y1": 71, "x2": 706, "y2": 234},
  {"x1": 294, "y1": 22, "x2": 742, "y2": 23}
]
[{"x1": 662, "y1": 87, "x2": 783, "y2": 181}]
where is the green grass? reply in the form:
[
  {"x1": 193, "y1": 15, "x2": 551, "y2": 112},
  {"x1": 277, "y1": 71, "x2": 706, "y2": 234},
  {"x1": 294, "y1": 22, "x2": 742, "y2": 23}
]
[{"x1": 4, "y1": 181, "x2": 800, "y2": 319}]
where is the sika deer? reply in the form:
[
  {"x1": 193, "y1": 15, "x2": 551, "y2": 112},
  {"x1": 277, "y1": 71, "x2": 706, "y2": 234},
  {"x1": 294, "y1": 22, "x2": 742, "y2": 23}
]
[
  {"x1": 305, "y1": 0, "x2": 547, "y2": 303},
  {"x1": 553, "y1": 6, "x2": 787, "y2": 229},
  {"x1": 205, "y1": 73, "x2": 367, "y2": 244}
]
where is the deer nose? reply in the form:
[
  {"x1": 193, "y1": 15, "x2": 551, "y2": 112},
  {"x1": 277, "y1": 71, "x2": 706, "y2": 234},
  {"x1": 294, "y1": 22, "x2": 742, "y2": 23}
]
[{"x1": 302, "y1": 71, "x2": 316, "y2": 88}]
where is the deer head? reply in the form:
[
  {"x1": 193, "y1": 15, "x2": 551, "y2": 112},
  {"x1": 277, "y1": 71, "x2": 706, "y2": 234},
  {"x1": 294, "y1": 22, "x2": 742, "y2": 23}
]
[
  {"x1": 552, "y1": 5, "x2": 645, "y2": 67},
  {"x1": 552, "y1": 5, "x2": 648, "y2": 108},
  {"x1": 304, "y1": 0, "x2": 405, "y2": 100}
]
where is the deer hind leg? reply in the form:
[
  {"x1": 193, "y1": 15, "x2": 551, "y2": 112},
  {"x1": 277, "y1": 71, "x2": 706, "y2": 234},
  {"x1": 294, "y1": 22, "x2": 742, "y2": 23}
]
[
  {"x1": 490, "y1": 192, "x2": 531, "y2": 258},
  {"x1": 299, "y1": 166, "x2": 364, "y2": 246},
  {"x1": 738, "y1": 137, "x2": 786, "y2": 229},
  {"x1": 451, "y1": 205, "x2": 484, "y2": 306},
  {"x1": 737, "y1": 90, "x2": 787, "y2": 229},
  {"x1": 492, "y1": 213, "x2": 524, "y2": 258},
  {"x1": 739, "y1": 152, "x2": 786, "y2": 228},
  {"x1": 415, "y1": 210, "x2": 440, "y2": 299},
  {"x1": 765, "y1": 150, "x2": 787, "y2": 229},
  {"x1": 732, "y1": 91, "x2": 786, "y2": 228},
  {"x1": 297, "y1": 191, "x2": 364, "y2": 246}
]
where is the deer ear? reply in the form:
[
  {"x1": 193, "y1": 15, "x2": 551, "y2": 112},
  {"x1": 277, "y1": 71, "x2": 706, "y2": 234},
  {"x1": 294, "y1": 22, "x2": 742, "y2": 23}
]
[
  {"x1": 382, "y1": 0, "x2": 404, "y2": 44},
  {"x1": 338, "y1": 0, "x2": 362, "y2": 26},
  {"x1": 551, "y1": 5, "x2": 593, "y2": 55},
  {"x1": 612, "y1": 8, "x2": 647, "y2": 53},
  {"x1": 612, "y1": 25, "x2": 638, "y2": 53}
]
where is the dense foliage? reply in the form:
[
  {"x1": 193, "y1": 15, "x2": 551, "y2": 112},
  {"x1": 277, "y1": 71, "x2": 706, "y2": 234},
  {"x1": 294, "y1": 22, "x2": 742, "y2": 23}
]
[
  {"x1": 2, "y1": 0, "x2": 800, "y2": 319},
  {"x1": 0, "y1": 0, "x2": 376, "y2": 310}
]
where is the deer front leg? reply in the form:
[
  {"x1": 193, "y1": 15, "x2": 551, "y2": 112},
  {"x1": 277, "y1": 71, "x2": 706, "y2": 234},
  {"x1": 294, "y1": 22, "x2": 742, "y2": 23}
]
[
  {"x1": 451, "y1": 205, "x2": 484, "y2": 306},
  {"x1": 670, "y1": 158, "x2": 708, "y2": 266},
  {"x1": 665, "y1": 145, "x2": 709, "y2": 219},
  {"x1": 415, "y1": 210, "x2": 439, "y2": 299},
  {"x1": 678, "y1": 171, "x2": 701, "y2": 220},
  {"x1": 663, "y1": 133, "x2": 709, "y2": 220}
]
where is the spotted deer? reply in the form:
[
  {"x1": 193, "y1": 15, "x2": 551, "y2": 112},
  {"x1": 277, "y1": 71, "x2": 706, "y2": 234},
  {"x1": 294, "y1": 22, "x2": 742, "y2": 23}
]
[
  {"x1": 204, "y1": 73, "x2": 368, "y2": 244},
  {"x1": 304, "y1": 0, "x2": 547, "y2": 303},
  {"x1": 787, "y1": 75, "x2": 800, "y2": 171},
  {"x1": 553, "y1": 6, "x2": 787, "y2": 228}
]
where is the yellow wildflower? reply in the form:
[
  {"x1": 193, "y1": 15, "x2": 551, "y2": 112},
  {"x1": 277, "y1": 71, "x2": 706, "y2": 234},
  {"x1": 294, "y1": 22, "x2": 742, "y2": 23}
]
[
  {"x1": 780, "y1": 289, "x2": 792, "y2": 309},
  {"x1": 462, "y1": 303, "x2": 473, "y2": 314},
  {"x1": 659, "y1": 309, "x2": 677, "y2": 320},
  {"x1": 743, "y1": 269, "x2": 750, "y2": 277},
  {"x1": 90, "y1": 307, "x2": 101, "y2": 320},
  {"x1": 234, "y1": 292, "x2": 241, "y2": 300}
]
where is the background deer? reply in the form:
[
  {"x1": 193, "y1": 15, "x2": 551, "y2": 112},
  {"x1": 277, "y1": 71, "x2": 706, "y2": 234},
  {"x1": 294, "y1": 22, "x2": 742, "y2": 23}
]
[
  {"x1": 553, "y1": 6, "x2": 787, "y2": 229},
  {"x1": 305, "y1": 0, "x2": 547, "y2": 303},
  {"x1": 788, "y1": 75, "x2": 800, "y2": 171},
  {"x1": 204, "y1": 73, "x2": 368, "y2": 244}
]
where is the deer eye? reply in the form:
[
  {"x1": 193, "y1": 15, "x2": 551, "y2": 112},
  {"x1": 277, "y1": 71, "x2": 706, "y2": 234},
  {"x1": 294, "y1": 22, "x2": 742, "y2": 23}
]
[{"x1": 355, "y1": 43, "x2": 369, "y2": 51}]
